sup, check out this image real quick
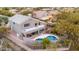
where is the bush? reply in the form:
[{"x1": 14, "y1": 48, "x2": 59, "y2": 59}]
[
  {"x1": 57, "y1": 39, "x2": 70, "y2": 47},
  {"x1": 0, "y1": 16, "x2": 8, "y2": 24},
  {"x1": 0, "y1": 9, "x2": 14, "y2": 17},
  {"x1": 21, "y1": 10, "x2": 32, "y2": 16}
]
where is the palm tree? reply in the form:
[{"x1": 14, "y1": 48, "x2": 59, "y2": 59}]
[{"x1": 42, "y1": 38, "x2": 51, "y2": 49}]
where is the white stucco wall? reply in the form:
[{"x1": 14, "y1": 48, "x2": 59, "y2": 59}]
[
  {"x1": 10, "y1": 20, "x2": 22, "y2": 34},
  {"x1": 19, "y1": 18, "x2": 45, "y2": 30}
]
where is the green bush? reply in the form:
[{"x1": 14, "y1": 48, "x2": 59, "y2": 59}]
[{"x1": 58, "y1": 39, "x2": 70, "y2": 47}]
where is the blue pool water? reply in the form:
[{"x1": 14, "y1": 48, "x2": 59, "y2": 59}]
[
  {"x1": 47, "y1": 36, "x2": 57, "y2": 41},
  {"x1": 36, "y1": 38, "x2": 42, "y2": 42},
  {"x1": 36, "y1": 35, "x2": 57, "y2": 42},
  {"x1": 36, "y1": 38, "x2": 42, "y2": 40}
]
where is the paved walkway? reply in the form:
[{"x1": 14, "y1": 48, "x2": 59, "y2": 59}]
[{"x1": 4, "y1": 33, "x2": 32, "y2": 51}]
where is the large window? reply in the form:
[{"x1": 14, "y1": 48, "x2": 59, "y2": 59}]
[{"x1": 24, "y1": 23, "x2": 29, "y2": 27}]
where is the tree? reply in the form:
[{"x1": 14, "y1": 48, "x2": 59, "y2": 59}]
[
  {"x1": 57, "y1": 11, "x2": 70, "y2": 20},
  {"x1": 2, "y1": 8, "x2": 9, "y2": 10},
  {"x1": 52, "y1": 19, "x2": 79, "y2": 50},
  {"x1": 42, "y1": 38, "x2": 51, "y2": 49},
  {"x1": 66, "y1": 13, "x2": 79, "y2": 24},
  {"x1": 0, "y1": 16, "x2": 9, "y2": 35},
  {"x1": 0, "y1": 16, "x2": 8, "y2": 25},
  {"x1": 0, "y1": 9, "x2": 14, "y2": 17},
  {"x1": 51, "y1": 9, "x2": 79, "y2": 50},
  {"x1": 57, "y1": 11, "x2": 79, "y2": 24}
]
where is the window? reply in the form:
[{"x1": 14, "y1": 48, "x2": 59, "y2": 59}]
[
  {"x1": 31, "y1": 31, "x2": 38, "y2": 35},
  {"x1": 35, "y1": 23, "x2": 37, "y2": 26},
  {"x1": 31, "y1": 32, "x2": 35, "y2": 35},
  {"x1": 24, "y1": 23, "x2": 29, "y2": 27},
  {"x1": 27, "y1": 34, "x2": 32, "y2": 37}
]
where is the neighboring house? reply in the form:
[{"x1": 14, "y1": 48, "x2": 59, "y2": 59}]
[
  {"x1": 32, "y1": 10, "x2": 60, "y2": 21},
  {"x1": 32, "y1": 10, "x2": 48, "y2": 20},
  {"x1": 9, "y1": 14, "x2": 46, "y2": 41}
]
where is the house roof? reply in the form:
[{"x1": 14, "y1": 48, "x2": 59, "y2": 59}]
[
  {"x1": 33, "y1": 10, "x2": 48, "y2": 18},
  {"x1": 9, "y1": 14, "x2": 32, "y2": 24}
]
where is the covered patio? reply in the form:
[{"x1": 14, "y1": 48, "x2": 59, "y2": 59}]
[{"x1": 21, "y1": 25, "x2": 46, "y2": 40}]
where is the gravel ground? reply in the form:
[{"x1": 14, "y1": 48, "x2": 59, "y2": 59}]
[{"x1": 0, "y1": 37, "x2": 25, "y2": 51}]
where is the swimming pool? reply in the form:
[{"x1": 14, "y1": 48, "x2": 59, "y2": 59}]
[
  {"x1": 47, "y1": 36, "x2": 57, "y2": 41},
  {"x1": 34, "y1": 34, "x2": 59, "y2": 42}
]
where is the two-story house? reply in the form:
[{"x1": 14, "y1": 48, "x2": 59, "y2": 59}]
[{"x1": 9, "y1": 14, "x2": 46, "y2": 41}]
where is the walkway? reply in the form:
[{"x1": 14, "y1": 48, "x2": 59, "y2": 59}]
[{"x1": 4, "y1": 32, "x2": 32, "y2": 51}]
